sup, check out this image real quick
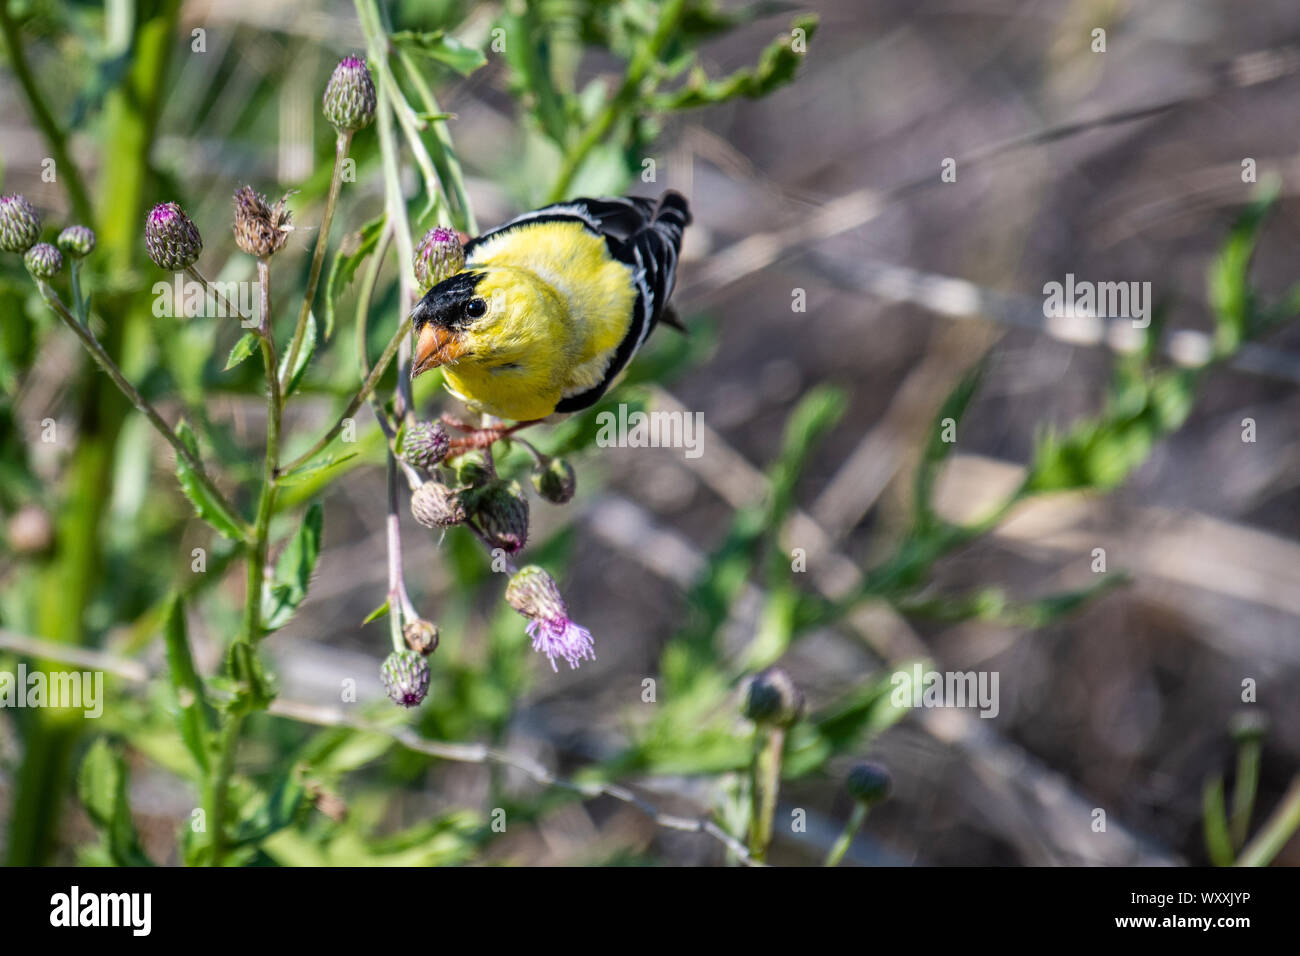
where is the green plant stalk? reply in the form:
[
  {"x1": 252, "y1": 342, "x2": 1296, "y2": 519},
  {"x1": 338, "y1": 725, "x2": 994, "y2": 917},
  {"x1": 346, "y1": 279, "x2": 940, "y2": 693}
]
[
  {"x1": 1203, "y1": 775, "x2": 1235, "y2": 866},
  {"x1": 824, "y1": 802, "x2": 868, "y2": 866},
  {"x1": 282, "y1": 130, "x2": 353, "y2": 389},
  {"x1": 185, "y1": 265, "x2": 255, "y2": 326},
  {"x1": 69, "y1": 260, "x2": 87, "y2": 323},
  {"x1": 1230, "y1": 735, "x2": 1262, "y2": 850},
  {"x1": 746, "y1": 725, "x2": 784, "y2": 862},
  {"x1": 0, "y1": 0, "x2": 94, "y2": 222},
  {"x1": 1236, "y1": 775, "x2": 1300, "y2": 867},
  {"x1": 6, "y1": 0, "x2": 182, "y2": 867},
  {"x1": 546, "y1": 0, "x2": 688, "y2": 203},
  {"x1": 35, "y1": 284, "x2": 252, "y2": 539}
]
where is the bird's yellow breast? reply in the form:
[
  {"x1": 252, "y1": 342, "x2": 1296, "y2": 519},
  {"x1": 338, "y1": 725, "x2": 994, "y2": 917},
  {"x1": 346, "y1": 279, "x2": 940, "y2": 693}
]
[{"x1": 440, "y1": 221, "x2": 637, "y2": 420}]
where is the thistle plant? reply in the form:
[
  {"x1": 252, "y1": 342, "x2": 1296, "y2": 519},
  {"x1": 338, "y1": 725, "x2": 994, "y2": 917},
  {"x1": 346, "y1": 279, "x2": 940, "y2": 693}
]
[{"x1": 6, "y1": 0, "x2": 1295, "y2": 874}]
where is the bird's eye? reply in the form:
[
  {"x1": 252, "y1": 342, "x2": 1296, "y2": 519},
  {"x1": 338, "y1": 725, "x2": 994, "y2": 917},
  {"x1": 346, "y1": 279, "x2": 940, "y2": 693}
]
[{"x1": 465, "y1": 297, "x2": 487, "y2": 318}]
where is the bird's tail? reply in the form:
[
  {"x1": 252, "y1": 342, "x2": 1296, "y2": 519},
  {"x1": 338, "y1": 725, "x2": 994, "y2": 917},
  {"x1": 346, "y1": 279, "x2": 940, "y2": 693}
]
[{"x1": 648, "y1": 190, "x2": 692, "y2": 255}]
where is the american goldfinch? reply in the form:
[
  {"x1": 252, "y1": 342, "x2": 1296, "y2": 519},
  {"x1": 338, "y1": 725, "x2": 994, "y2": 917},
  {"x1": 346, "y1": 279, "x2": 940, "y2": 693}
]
[{"x1": 410, "y1": 192, "x2": 691, "y2": 422}]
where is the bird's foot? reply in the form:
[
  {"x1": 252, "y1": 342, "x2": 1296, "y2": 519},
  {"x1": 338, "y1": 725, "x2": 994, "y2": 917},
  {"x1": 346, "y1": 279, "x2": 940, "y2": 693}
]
[{"x1": 442, "y1": 418, "x2": 542, "y2": 457}]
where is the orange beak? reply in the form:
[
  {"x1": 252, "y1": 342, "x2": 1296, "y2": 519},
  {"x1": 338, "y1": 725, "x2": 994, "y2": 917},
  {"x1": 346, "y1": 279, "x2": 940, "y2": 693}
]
[{"x1": 411, "y1": 324, "x2": 467, "y2": 379}]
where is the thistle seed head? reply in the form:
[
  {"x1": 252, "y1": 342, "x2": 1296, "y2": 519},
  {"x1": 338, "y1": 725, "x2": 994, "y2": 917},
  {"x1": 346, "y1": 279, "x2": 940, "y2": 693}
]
[
  {"x1": 399, "y1": 421, "x2": 450, "y2": 470},
  {"x1": 742, "y1": 668, "x2": 804, "y2": 728},
  {"x1": 380, "y1": 650, "x2": 430, "y2": 708},
  {"x1": 57, "y1": 225, "x2": 96, "y2": 259},
  {"x1": 233, "y1": 186, "x2": 293, "y2": 259},
  {"x1": 531, "y1": 456, "x2": 576, "y2": 504},
  {"x1": 845, "y1": 762, "x2": 892, "y2": 806},
  {"x1": 23, "y1": 242, "x2": 63, "y2": 280},
  {"x1": 145, "y1": 202, "x2": 203, "y2": 271},
  {"x1": 410, "y1": 480, "x2": 467, "y2": 529},
  {"x1": 403, "y1": 618, "x2": 440, "y2": 655},
  {"x1": 413, "y1": 226, "x2": 465, "y2": 294},
  {"x1": 0, "y1": 194, "x2": 41, "y2": 252},
  {"x1": 323, "y1": 55, "x2": 377, "y2": 132},
  {"x1": 471, "y1": 479, "x2": 529, "y2": 554}
]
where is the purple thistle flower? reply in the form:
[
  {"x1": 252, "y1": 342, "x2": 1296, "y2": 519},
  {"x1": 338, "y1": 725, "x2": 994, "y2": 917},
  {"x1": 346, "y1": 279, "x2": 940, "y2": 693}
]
[
  {"x1": 413, "y1": 225, "x2": 465, "y2": 293},
  {"x1": 145, "y1": 202, "x2": 203, "y2": 271},
  {"x1": 506, "y1": 565, "x2": 595, "y2": 671}
]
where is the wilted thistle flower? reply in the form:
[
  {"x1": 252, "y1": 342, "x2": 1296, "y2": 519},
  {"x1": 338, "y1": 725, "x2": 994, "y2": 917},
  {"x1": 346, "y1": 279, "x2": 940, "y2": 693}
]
[
  {"x1": 531, "y1": 456, "x2": 576, "y2": 504},
  {"x1": 380, "y1": 649, "x2": 430, "y2": 707},
  {"x1": 57, "y1": 225, "x2": 96, "y2": 259},
  {"x1": 471, "y1": 479, "x2": 529, "y2": 554},
  {"x1": 23, "y1": 243, "x2": 63, "y2": 280},
  {"x1": 742, "y1": 668, "x2": 804, "y2": 728},
  {"x1": 399, "y1": 421, "x2": 450, "y2": 470},
  {"x1": 0, "y1": 194, "x2": 41, "y2": 252},
  {"x1": 410, "y1": 480, "x2": 467, "y2": 529},
  {"x1": 145, "y1": 202, "x2": 203, "y2": 271},
  {"x1": 505, "y1": 565, "x2": 595, "y2": 671},
  {"x1": 233, "y1": 186, "x2": 293, "y2": 259},
  {"x1": 322, "y1": 55, "x2": 376, "y2": 132},
  {"x1": 845, "y1": 762, "x2": 892, "y2": 806},
  {"x1": 413, "y1": 226, "x2": 465, "y2": 294},
  {"x1": 403, "y1": 618, "x2": 440, "y2": 655}
]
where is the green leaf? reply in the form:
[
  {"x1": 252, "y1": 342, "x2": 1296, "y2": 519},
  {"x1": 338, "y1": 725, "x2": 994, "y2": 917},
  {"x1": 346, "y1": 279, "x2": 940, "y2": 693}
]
[
  {"x1": 323, "y1": 214, "x2": 386, "y2": 340},
  {"x1": 361, "y1": 599, "x2": 390, "y2": 625},
  {"x1": 1203, "y1": 775, "x2": 1235, "y2": 866},
  {"x1": 391, "y1": 29, "x2": 487, "y2": 76},
  {"x1": 231, "y1": 767, "x2": 310, "y2": 849},
  {"x1": 652, "y1": 15, "x2": 818, "y2": 110},
  {"x1": 77, "y1": 739, "x2": 154, "y2": 867},
  {"x1": 1208, "y1": 184, "x2": 1277, "y2": 356},
  {"x1": 162, "y1": 595, "x2": 215, "y2": 776},
  {"x1": 915, "y1": 359, "x2": 987, "y2": 529},
  {"x1": 278, "y1": 312, "x2": 316, "y2": 397},
  {"x1": 261, "y1": 502, "x2": 324, "y2": 632},
  {"x1": 277, "y1": 451, "x2": 358, "y2": 485},
  {"x1": 224, "y1": 331, "x2": 258, "y2": 371},
  {"x1": 174, "y1": 420, "x2": 247, "y2": 541}
]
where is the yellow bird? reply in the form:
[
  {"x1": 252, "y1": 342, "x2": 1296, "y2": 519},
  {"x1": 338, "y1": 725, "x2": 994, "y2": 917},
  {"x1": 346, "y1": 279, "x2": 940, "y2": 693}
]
[{"x1": 409, "y1": 192, "x2": 691, "y2": 423}]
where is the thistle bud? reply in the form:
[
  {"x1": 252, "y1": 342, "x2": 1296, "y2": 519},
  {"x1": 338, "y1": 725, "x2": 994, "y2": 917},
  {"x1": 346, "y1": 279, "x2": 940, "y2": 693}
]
[
  {"x1": 403, "y1": 618, "x2": 440, "y2": 655},
  {"x1": 380, "y1": 650, "x2": 430, "y2": 708},
  {"x1": 845, "y1": 762, "x2": 892, "y2": 806},
  {"x1": 742, "y1": 668, "x2": 804, "y2": 728},
  {"x1": 399, "y1": 421, "x2": 450, "y2": 470},
  {"x1": 452, "y1": 451, "x2": 493, "y2": 489},
  {"x1": 471, "y1": 479, "x2": 529, "y2": 554},
  {"x1": 23, "y1": 243, "x2": 63, "y2": 280},
  {"x1": 145, "y1": 202, "x2": 203, "y2": 271},
  {"x1": 323, "y1": 55, "x2": 377, "y2": 133},
  {"x1": 0, "y1": 194, "x2": 41, "y2": 252},
  {"x1": 413, "y1": 226, "x2": 465, "y2": 294},
  {"x1": 233, "y1": 186, "x2": 293, "y2": 259},
  {"x1": 410, "y1": 480, "x2": 467, "y2": 529},
  {"x1": 505, "y1": 565, "x2": 566, "y2": 622},
  {"x1": 57, "y1": 225, "x2": 96, "y2": 259},
  {"x1": 531, "y1": 457, "x2": 576, "y2": 504}
]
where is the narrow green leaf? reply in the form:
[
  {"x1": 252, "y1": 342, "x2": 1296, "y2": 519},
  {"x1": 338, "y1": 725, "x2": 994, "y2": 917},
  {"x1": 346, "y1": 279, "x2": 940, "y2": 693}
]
[
  {"x1": 261, "y1": 502, "x2": 324, "y2": 632},
  {"x1": 278, "y1": 312, "x2": 316, "y2": 397},
  {"x1": 162, "y1": 595, "x2": 215, "y2": 776},
  {"x1": 391, "y1": 29, "x2": 486, "y2": 76},
  {"x1": 323, "y1": 214, "x2": 386, "y2": 340},
  {"x1": 277, "y1": 452, "x2": 358, "y2": 485},
  {"x1": 175, "y1": 420, "x2": 246, "y2": 541},
  {"x1": 361, "y1": 598, "x2": 390, "y2": 625},
  {"x1": 1203, "y1": 775, "x2": 1235, "y2": 866},
  {"x1": 915, "y1": 360, "x2": 987, "y2": 528},
  {"x1": 77, "y1": 739, "x2": 154, "y2": 866},
  {"x1": 224, "y1": 331, "x2": 258, "y2": 371}
]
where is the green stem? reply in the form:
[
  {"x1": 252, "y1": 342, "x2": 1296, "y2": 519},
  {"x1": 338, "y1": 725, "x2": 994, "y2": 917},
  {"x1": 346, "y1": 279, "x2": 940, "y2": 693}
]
[
  {"x1": 69, "y1": 260, "x2": 87, "y2": 323},
  {"x1": 824, "y1": 803, "x2": 868, "y2": 866},
  {"x1": 546, "y1": 0, "x2": 687, "y2": 203},
  {"x1": 208, "y1": 714, "x2": 243, "y2": 866},
  {"x1": 186, "y1": 265, "x2": 256, "y2": 327},
  {"x1": 38, "y1": 282, "x2": 252, "y2": 540},
  {"x1": 747, "y1": 725, "x2": 784, "y2": 862},
  {"x1": 276, "y1": 313, "x2": 410, "y2": 478},
  {"x1": 281, "y1": 130, "x2": 353, "y2": 389},
  {"x1": 1236, "y1": 775, "x2": 1300, "y2": 867},
  {"x1": 0, "y1": 0, "x2": 94, "y2": 222},
  {"x1": 1230, "y1": 736, "x2": 1262, "y2": 850}
]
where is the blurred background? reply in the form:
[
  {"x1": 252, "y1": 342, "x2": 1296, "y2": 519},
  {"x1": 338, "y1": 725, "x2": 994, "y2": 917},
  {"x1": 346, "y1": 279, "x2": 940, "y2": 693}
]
[{"x1": 2, "y1": 0, "x2": 1299, "y2": 866}]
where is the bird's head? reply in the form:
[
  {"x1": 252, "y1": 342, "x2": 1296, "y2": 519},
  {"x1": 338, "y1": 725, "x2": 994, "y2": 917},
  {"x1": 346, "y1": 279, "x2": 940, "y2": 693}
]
[{"x1": 410, "y1": 267, "x2": 565, "y2": 381}]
